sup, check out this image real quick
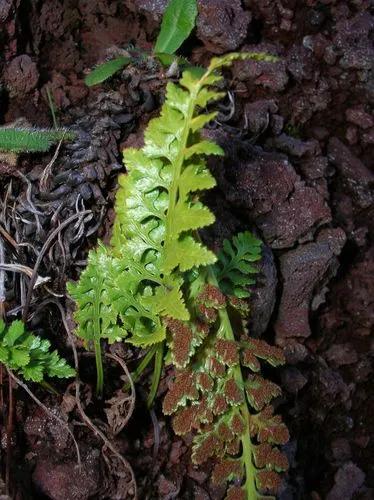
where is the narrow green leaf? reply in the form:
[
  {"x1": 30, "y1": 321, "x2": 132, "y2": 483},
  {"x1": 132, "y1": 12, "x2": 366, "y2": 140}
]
[
  {"x1": 154, "y1": 0, "x2": 198, "y2": 55},
  {"x1": 84, "y1": 56, "x2": 131, "y2": 87},
  {"x1": 0, "y1": 128, "x2": 74, "y2": 153}
]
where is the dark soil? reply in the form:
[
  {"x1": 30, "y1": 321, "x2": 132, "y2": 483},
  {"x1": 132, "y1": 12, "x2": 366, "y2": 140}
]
[{"x1": 0, "y1": 1, "x2": 373, "y2": 499}]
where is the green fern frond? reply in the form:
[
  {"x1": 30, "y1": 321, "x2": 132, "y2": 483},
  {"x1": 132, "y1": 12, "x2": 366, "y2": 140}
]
[
  {"x1": 0, "y1": 320, "x2": 75, "y2": 382},
  {"x1": 0, "y1": 127, "x2": 74, "y2": 153},
  {"x1": 214, "y1": 232, "x2": 262, "y2": 298},
  {"x1": 69, "y1": 51, "x2": 278, "y2": 377},
  {"x1": 67, "y1": 244, "x2": 126, "y2": 395},
  {"x1": 69, "y1": 55, "x2": 288, "y2": 497}
]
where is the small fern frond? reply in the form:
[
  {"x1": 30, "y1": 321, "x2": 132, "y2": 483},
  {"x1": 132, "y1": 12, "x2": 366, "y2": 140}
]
[
  {"x1": 67, "y1": 244, "x2": 126, "y2": 394},
  {"x1": 109, "y1": 57, "x2": 234, "y2": 344},
  {"x1": 214, "y1": 232, "x2": 262, "y2": 298},
  {"x1": 0, "y1": 320, "x2": 75, "y2": 382},
  {"x1": 0, "y1": 127, "x2": 75, "y2": 153}
]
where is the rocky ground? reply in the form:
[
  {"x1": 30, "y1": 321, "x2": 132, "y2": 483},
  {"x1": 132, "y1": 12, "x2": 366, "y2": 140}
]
[{"x1": 0, "y1": 0, "x2": 373, "y2": 499}]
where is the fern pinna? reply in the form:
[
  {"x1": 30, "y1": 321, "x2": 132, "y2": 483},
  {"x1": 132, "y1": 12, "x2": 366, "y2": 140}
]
[
  {"x1": 0, "y1": 320, "x2": 75, "y2": 382},
  {"x1": 68, "y1": 52, "x2": 288, "y2": 498}
]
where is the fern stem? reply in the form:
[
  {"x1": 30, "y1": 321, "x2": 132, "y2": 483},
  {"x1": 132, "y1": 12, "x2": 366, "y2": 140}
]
[
  {"x1": 40, "y1": 380, "x2": 59, "y2": 395},
  {"x1": 164, "y1": 90, "x2": 196, "y2": 253},
  {"x1": 94, "y1": 337, "x2": 104, "y2": 397},
  {"x1": 93, "y1": 279, "x2": 104, "y2": 397},
  {"x1": 209, "y1": 267, "x2": 257, "y2": 499},
  {"x1": 147, "y1": 342, "x2": 164, "y2": 409},
  {"x1": 123, "y1": 345, "x2": 158, "y2": 392}
]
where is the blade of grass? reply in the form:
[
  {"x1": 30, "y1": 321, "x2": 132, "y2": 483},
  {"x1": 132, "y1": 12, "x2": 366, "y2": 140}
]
[{"x1": 46, "y1": 86, "x2": 59, "y2": 129}]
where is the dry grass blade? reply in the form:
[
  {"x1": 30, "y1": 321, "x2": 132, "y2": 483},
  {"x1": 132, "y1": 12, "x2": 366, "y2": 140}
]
[
  {"x1": 104, "y1": 352, "x2": 136, "y2": 435},
  {"x1": 0, "y1": 263, "x2": 50, "y2": 287},
  {"x1": 39, "y1": 139, "x2": 64, "y2": 192}
]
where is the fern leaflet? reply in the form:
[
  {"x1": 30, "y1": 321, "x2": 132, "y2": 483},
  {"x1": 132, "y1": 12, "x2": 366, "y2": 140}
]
[
  {"x1": 214, "y1": 231, "x2": 262, "y2": 298},
  {"x1": 0, "y1": 320, "x2": 75, "y2": 382}
]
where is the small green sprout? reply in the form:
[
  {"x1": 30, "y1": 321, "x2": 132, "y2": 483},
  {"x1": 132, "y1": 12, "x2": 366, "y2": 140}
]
[{"x1": 0, "y1": 320, "x2": 75, "y2": 382}]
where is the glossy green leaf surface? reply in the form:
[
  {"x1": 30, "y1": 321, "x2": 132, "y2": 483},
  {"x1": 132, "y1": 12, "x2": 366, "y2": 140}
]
[{"x1": 154, "y1": 0, "x2": 198, "y2": 55}]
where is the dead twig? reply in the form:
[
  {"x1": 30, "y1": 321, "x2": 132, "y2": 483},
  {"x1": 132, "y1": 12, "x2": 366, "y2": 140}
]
[
  {"x1": 55, "y1": 299, "x2": 137, "y2": 498},
  {"x1": 75, "y1": 356, "x2": 137, "y2": 499},
  {"x1": 0, "y1": 237, "x2": 5, "y2": 318},
  {"x1": 0, "y1": 225, "x2": 18, "y2": 250},
  {"x1": 0, "y1": 263, "x2": 50, "y2": 288},
  {"x1": 39, "y1": 140, "x2": 64, "y2": 192}
]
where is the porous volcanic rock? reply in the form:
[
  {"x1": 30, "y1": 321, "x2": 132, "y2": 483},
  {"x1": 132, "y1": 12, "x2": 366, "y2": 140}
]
[
  {"x1": 328, "y1": 137, "x2": 374, "y2": 209},
  {"x1": 32, "y1": 451, "x2": 101, "y2": 500},
  {"x1": 3, "y1": 54, "x2": 39, "y2": 97},
  {"x1": 196, "y1": 0, "x2": 251, "y2": 54},
  {"x1": 244, "y1": 99, "x2": 279, "y2": 135},
  {"x1": 232, "y1": 43, "x2": 288, "y2": 92},
  {"x1": 124, "y1": 0, "x2": 167, "y2": 20},
  {"x1": 275, "y1": 228, "x2": 346, "y2": 344},
  {"x1": 326, "y1": 462, "x2": 365, "y2": 500},
  {"x1": 0, "y1": 0, "x2": 12, "y2": 21}
]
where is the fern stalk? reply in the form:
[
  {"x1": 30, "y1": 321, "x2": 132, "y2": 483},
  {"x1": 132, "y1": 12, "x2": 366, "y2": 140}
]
[
  {"x1": 69, "y1": 52, "x2": 287, "y2": 499},
  {"x1": 215, "y1": 284, "x2": 258, "y2": 500}
]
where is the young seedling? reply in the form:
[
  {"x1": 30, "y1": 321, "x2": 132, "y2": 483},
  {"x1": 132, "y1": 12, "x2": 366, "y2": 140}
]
[
  {"x1": 84, "y1": 0, "x2": 198, "y2": 87},
  {"x1": 69, "y1": 52, "x2": 288, "y2": 498},
  {"x1": 0, "y1": 319, "x2": 75, "y2": 382}
]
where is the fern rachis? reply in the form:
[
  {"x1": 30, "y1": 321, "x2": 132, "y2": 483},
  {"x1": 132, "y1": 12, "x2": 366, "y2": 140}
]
[{"x1": 69, "y1": 52, "x2": 287, "y2": 498}]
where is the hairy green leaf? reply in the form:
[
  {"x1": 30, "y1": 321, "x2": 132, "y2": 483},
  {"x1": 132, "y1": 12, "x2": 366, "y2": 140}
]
[
  {"x1": 154, "y1": 0, "x2": 198, "y2": 55},
  {"x1": 84, "y1": 56, "x2": 131, "y2": 87},
  {"x1": 0, "y1": 127, "x2": 74, "y2": 153},
  {"x1": 0, "y1": 320, "x2": 75, "y2": 382}
]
